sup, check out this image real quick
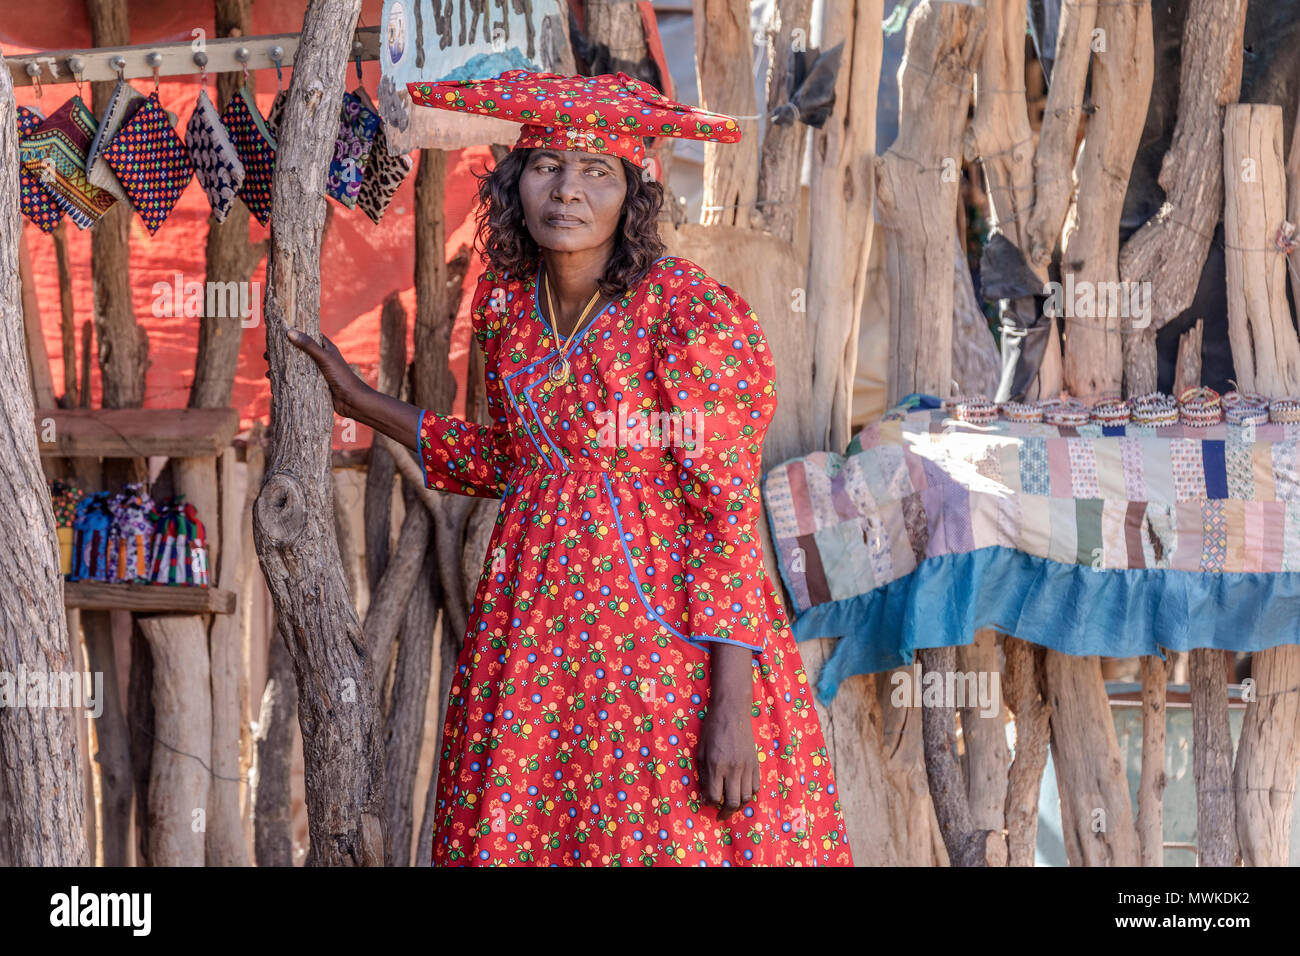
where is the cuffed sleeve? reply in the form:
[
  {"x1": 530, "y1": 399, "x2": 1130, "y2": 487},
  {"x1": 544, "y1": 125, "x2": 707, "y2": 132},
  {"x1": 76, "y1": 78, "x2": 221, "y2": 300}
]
[
  {"x1": 651, "y1": 263, "x2": 778, "y2": 656},
  {"x1": 416, "y1": 272, "x2": 516, "y2": 498}
]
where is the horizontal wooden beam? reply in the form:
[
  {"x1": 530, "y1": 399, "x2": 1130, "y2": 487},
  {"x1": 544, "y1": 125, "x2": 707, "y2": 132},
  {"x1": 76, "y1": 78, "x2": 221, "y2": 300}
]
[
  {"x1": 64, "y1": 581, "x2": 236, "y2": 615},
  {"x1": 7, "y1": 25, "x2": 379, "y2": 88},
  {"x1": 36, "y1": 407, "x2": 239, "y2": 459}
]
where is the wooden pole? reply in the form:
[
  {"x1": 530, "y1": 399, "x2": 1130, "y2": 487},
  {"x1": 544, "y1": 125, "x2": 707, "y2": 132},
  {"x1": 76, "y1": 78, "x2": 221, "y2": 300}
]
[
  {"x1": 1120, "y1": 0, "x2": 1247, "y2": 395},
  {"x1": 0, "y1": 50, "x2": 89, "y2": 866},
  {"x1": 251, "y1": 0, "x2": 387, "y2": 867},
  {"x1": 1234, "y1": 646, "x2": 1300, "y2": 865},
  {"x1": 52, "y1": 222, "x2": 77, "y2": 405},
  {"x1": 1002, "y1": 637, "x2": 1050, "y2": 866},
  {"x1": 755, "y1": 0, "x2": 812, "y2": 246},
  {"x1": 1190, "y1": 649, "x2": 1238, "y2": 865},
  {"x1": 877, "y1": 0, "x2": 980, "y2": 408},
  {"x1": 1060, "y1": 0, "x2": 1153, "y2": 404},
  {"x1": 1223, "y1": 104, "x2": 1300, "y2": 395},
  {"x1": 1136, "y1": 654, "x2": 1167, "y2": 866},
  {"x1": 808, "y1": 0, "x2": 883, "y2": 451},
  {"x1": 694, "y1": 0, "x2": 760, "y2": 229}
]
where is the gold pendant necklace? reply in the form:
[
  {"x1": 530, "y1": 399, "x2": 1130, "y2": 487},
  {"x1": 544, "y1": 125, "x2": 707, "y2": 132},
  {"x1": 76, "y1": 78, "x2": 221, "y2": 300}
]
[{"x1": 543, "y1": 268, "x2": 602, "y2": 385}]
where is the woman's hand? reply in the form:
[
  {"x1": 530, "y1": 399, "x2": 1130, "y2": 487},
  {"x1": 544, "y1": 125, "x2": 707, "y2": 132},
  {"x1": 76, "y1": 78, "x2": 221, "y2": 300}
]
[
  {"x1": 285, "y1": 328, "x2": 369, "y2": 419},
  {"x1": 698, "y1": 643, "x2": 760, "y2": 817}
]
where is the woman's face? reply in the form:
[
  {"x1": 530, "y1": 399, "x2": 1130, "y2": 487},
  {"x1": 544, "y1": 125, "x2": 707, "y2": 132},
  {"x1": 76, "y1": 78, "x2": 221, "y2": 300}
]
[{"x1": 518, "y1": 148, "x2": 628, "y2": 254}]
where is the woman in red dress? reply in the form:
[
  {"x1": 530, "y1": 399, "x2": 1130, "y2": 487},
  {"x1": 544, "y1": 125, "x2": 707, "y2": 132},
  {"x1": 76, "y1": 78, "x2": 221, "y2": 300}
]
[{"x1": 290, "y1": 71, "x2": 852, "y2": 866}]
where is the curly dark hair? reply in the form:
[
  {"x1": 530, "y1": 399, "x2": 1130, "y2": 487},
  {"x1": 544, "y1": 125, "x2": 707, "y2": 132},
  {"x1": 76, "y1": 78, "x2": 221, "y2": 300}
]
[{"x1": 472, "y1": 147, "x2": 666, "y2": 297}]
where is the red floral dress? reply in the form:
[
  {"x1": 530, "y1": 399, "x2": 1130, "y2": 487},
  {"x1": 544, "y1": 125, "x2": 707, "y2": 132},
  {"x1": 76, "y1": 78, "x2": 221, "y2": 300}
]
[{"x1": 417, "y1": 255, "x2": 852, "y2": 866}]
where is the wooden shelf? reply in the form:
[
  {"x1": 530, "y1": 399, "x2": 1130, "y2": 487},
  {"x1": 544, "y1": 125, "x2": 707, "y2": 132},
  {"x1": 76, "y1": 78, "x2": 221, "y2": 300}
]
[
  {"x1": 64, "y1": 581, "x2": 236, "y2": 615},
  {"x1": 36, "y1": 407, "x2": 239, "y2": 459}
]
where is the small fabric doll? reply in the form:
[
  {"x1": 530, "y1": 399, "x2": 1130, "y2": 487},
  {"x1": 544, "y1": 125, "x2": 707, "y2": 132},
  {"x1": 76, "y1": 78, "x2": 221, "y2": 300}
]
[
  {"x1": 85, "y1": 78, "x2": 146, "y2": 202},
  {"x1": 149, "y1": 497, "x2": 210, "y2": 586},
  {"x1": 20, "y1": 96, "x2": 118, "y2": 229},
  {"x1": 70, "y1": 491, "x2": 114, "y2": 582},
  {"x1": 327, "y1": 90, "x2": 381, "y2": 209},
  {"x1": 101, "y1": 91, "x2": 195, "y2": 235},
  {"x1": 17, "y1": 106, "x2": 64, "y2": 233},
  {"x1": 220, "y1": 86, "x2": 277, "y2": 227},
  {"x1": 186, "y1": 88, "x2": 245, "y2": 223},
  {"x1": 354, "y1": 87, "x2": 411, "y2": 224},
  {"x1": 107, "y1": 482, "x2": 157, "y2": 583},
  {"x1": 48, "y1": 479, "x2": 83, "y2": 577}
]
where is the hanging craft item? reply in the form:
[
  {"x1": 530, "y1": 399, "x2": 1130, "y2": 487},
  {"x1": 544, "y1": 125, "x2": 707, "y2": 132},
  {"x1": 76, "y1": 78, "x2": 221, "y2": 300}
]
[
  {"x1": 19, "y1": 96, "x2": 117, "y2": 229},
  {"x1": 327, "y1": 90, "x2": 382, "y2": 209},
  {"x1": 85, "y1": 78, "x2": 146, "y2": 202},
  {"x1": 101, "y1": 90, "x2": 195, "y2": 235},
  {"x1": 186, "y1": 88, "x2": 245, "y2": 223},
  {"x1": 48, "y1": 479, "x2": 83, "y2": 576},
  {"x1": 220, "y1": 86, "x2": 277, "y2": 227},
  {"x1": 354, "y1": 87, "x2": 411, "y2": 224},
  {"x1": 16, "y1": 106, "x2": 64, "y2": 233},
  {"x1": 264, "y1": 88, "x2": 289, "y2": 137},
  {"x1": 148, "y1": 497, "x2": 209, "y2": 586},
  {"x1": 106, "y1": 482, "x2": 156, "y2": 583},
  {"x1": 69, "y1": 491, "x2": 114, "y2": 582}
]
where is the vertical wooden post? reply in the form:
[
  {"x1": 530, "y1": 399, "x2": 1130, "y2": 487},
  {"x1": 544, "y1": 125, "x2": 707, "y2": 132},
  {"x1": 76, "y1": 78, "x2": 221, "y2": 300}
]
[
  {"x1": 808, "y1": 0, "x2": 883, "y2": 451},
  {"x1": 1136, "y1": 654, "x2": 1167, "y2": 866},
  {"x1": 694, "y1": 0, "x2": 760, "y2": 228},
  {"x1": 252, "y1": 0, "x2": 387, "y2": 867},
  {"x1": 0, "y1": 51, "x2": 88, "y2": 866},
  {"x1": 1120, "y1": 0, "x2": 1247, "y2": 395},
  {"x1": 1234, "y1": 646, "x2": 1300, "y2": 865},
  {"x1": 1190, "y1": 649, "x2": 1238, "y2": 865},
  {"x1": 1223, "y1": 104, "x2": 1300, "y2": 395}
]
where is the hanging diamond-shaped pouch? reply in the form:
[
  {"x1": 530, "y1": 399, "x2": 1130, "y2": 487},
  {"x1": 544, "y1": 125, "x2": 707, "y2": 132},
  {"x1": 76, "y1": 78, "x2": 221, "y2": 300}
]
[
  {"x1": 327, "y1": 90, "x2": 381, "y2": 209},
  {"x1": 86, "y1": 78, "x2": 146, "y2": 202},
  {"x1": 354, "y1": 87, "x2": 411, "y2": 224},
  {"x1": 101, "y1": 90, "x2": 195, "y2": 235},
  {"x1": 20, "y1": 96, "x2": 117, "y2": 229},
  {"x1": 220, "y1": 85, "x2": 277, "y2": 227},
  {"x1": 16, "y1": 106, "x2": 64, "y2": 233},
  {"x1": 185, "y1": 88, "x2": 246, "y2": 224}
]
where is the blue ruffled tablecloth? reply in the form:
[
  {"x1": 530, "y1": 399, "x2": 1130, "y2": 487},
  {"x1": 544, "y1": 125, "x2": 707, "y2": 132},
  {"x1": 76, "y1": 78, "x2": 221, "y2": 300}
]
[{"x1": 762, "y1": 396, "x2": 1300, "y2": 703}]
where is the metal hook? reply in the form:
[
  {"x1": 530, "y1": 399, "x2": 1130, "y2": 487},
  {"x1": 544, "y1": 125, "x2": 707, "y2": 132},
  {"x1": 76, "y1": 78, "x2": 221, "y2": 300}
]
[
  {"x1": 24, "y1": 61, "x2": 42, "y2": 100},
  {"x1": 269, "y1": 45, "x2": 284, "y2": 91},
  {"x1": 146, "y1": 51, "x2": 162, "y2": 92},
  {"x1": 109, "y1": 55, "x2": 126, "y2": 82},
  {"x1": 353, "y1": 38, "x2": 363, "y2": 85},
  {"x1": 235, "y1": 46, "x2": 250, "y2": 87},
  {"x1": 193, "y1": 50, "x2": 209, "y2": 89},
  {"x1": 67, "y1": 55, "x2": 85, "y2": 98}
]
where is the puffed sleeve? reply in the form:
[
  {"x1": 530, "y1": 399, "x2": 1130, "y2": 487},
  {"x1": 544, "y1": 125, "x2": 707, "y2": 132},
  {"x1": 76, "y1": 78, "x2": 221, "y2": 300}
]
[
  {"x1": 651, "y1": 264, "x2": 778, "y2": 655},
  {"x1": 417, "y1": 270, "x2": 516, "y2": 498}
]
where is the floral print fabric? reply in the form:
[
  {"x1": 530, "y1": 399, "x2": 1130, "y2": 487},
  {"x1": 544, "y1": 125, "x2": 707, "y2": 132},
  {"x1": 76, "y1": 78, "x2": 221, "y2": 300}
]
[
  {"x1": 416, "y1": 255, "x2": 852, "y2": 866},
  {"x1": 327, "y1": 90, "x2": 381, "y2": 209}
]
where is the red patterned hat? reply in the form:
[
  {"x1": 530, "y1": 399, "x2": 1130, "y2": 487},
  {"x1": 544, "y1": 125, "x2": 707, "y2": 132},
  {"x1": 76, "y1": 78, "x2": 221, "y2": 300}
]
[{"x1": 407, "y1": 69, "x2": 742, "y2": 167}]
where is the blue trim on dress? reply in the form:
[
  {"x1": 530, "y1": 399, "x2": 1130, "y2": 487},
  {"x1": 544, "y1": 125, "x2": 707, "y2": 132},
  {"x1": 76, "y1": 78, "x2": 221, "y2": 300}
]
[
  {"x1": 796, "y1": 544, "x2": 1300, "y2": 706},
  {"x1": 416, "y1": 408, "x2": 431, "y2": 490}
]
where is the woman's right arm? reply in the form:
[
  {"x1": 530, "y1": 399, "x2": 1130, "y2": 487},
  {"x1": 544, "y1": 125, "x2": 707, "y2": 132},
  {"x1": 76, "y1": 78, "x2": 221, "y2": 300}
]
[{"x1": 287, "y1": 328, "x2": 513, "y2": 498}]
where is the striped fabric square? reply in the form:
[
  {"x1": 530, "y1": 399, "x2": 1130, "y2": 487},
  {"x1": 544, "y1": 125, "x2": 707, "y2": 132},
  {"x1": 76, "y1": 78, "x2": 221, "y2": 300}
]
[
  {"x1": 1074, "y1": 498, "x2": 1104, "y2": 567},
  {"x1": 1100, "y1": 499, "x2": 1128, "y2": 570},
  {"x1": 1046, "y1": 438, "x2": 1073, "y2": 497},
  {"x1": 1222, "y1": 500, "x2": 1245, "y2": 574},
  {"x1": 1253, "y1": 442, "x2": 1276, "y2": 501},
  {"x1": 1047, "y1": 496, "x2": 1077, "y2": 564},
  {"x1": 1261, "y1": 500, "x2": 1285, "y2": 571},
  {"x1": 1094, "y1": 439, "x2": 1126, "y2": 500}
]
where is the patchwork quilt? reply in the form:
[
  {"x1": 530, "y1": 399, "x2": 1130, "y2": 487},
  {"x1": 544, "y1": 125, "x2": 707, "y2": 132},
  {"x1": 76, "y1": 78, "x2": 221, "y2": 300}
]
[{"x1": 763, "y1": 399, "x2": 1300, "y2": 702}]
